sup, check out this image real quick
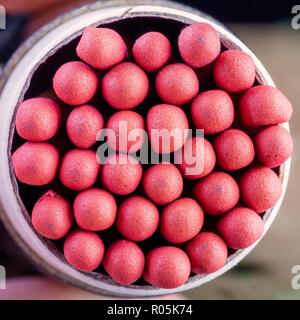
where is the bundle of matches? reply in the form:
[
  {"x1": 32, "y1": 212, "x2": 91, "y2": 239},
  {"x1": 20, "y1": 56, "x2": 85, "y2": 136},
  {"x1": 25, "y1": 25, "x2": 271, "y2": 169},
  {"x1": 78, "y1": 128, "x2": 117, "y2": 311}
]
[{"x1": 11, "y1": 22, "x2": 293, "y2": 289}]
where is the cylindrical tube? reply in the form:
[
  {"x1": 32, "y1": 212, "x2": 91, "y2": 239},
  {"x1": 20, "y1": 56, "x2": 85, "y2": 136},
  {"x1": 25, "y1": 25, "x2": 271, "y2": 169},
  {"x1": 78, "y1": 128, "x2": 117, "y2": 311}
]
[{"x1": 0, "y1": 0, "x2": 290, "y2": 297}]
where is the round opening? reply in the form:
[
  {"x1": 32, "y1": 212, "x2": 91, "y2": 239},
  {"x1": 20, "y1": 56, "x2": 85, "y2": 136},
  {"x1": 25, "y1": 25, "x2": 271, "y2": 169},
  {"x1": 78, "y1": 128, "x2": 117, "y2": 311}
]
[{"x1": 0, "y1": 4, "x2": 290, "y2": 297}]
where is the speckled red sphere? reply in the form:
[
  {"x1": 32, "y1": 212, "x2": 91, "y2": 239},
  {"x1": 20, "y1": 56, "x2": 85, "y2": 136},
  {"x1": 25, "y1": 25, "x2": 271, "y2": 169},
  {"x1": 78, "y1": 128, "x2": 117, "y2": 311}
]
[
  {"x1": 133, "y1": 31, "x2": 171, "y2": 72},
  {"x1": 12, "y1": 142, "x2": 59, "y2": 186},
  {"x1": 254, "y1": 125, "x2": 293, "y2": 168},
  {"x1": 102, "y1": 62, "x2": 149, "y2": 110},
  {"x1": 106, "y1": 110, "x2": 145, "y2": 153},
  {"x1": 239, "y1": 85, "x2": 293, "y2": 128},
  {"x1": 32, "y1": 190, "x2": 73, "y2": 240},
  {"x1": 214, "y1": 50, "x2": 256, "y2": 93},
  {"x1": 155, "y1": 63, "x2": 199, "y2": 105},
  {"x1": 64, "y1": 230, "x2": 104, "y2": 272},
  {"x1": 186, "y1": 232, "x2": 228, "y2": 274},
  {"x1": 144, "y1": 246, "x2": 191, "y2": 289},
  {"x1": 53, "y1": 61, "x2": 98, "y2": 106},
  {"x1": 218, "y1": 207, "x2": 264, "y2": 249},
  {"x1": 16, "y1": 97, "x2": 61, "y2": 141},
  {"x1": 59, "y1": 149, "x2": 100, "y2": 191},
  {"x1": 76, "y1": 27, "x2": 127, "y2": 70},
  {"x1": 178, "y1": 22, "x2": 221, "y2": 68},
  {"x1": 161, "y1": 198, "x2": 204, "y2": 244},
  {"x1": 74, "y1": 188, "x2": 117, "y2": 231},
  {"x1": 175, "y1": 136, "x2": 216, "y2": 180},
  {"x1": 143, "y1": 163, "x2": 183, "y2": 205},
  {"x1": 191, "y1": 90, "x2": 234, "y2": 135},
  {"x1": 193, "y1": 171, "x2": 240, "y2": 216},
  {"x1": 103, "y1": 240, "x2": 145, "y2": 285},
  {"x1": 66, "y1": 104, "x2": 104, "y2": 149},
  {"x1": 240, "y1": 166, "x2": 282, "y2": 213},
  {"x1": 147, "y1": 104, "x2": 189, "y2": 153},
  {"x1": 214, "y1": 129, "x2": 255, "y2": 171},
  {"x1": 116, "y1": 196, "x2": 159, "y2": 242},
  {"x1": 100, "y1": 154, "x2": 143, "y2": 195}
]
